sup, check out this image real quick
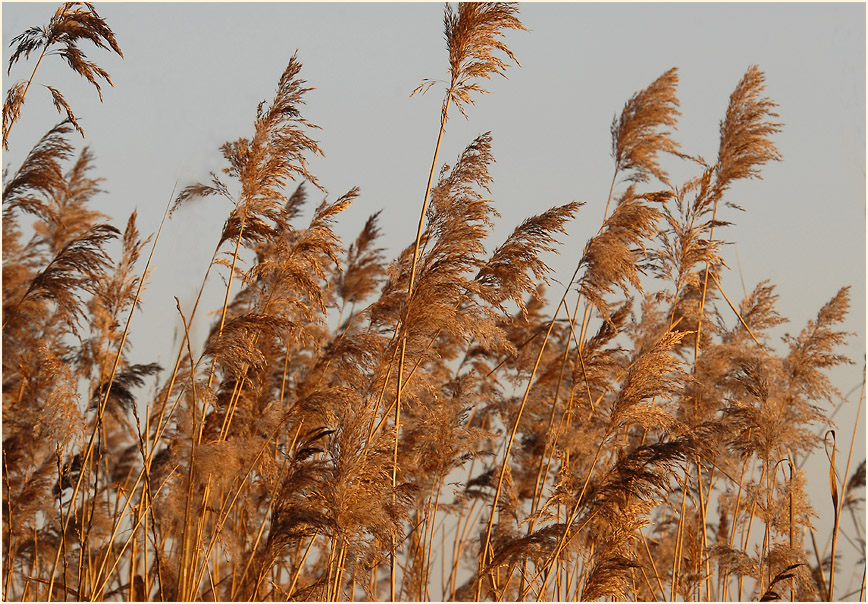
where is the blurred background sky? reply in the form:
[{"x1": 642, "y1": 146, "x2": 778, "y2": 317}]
[{"x1": 2, "y1": 1, "x2": 866, "y2": 592}]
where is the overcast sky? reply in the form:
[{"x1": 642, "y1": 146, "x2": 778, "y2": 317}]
[{"x1": 2, "y1": 1, "x2": 865, "y2": 579}]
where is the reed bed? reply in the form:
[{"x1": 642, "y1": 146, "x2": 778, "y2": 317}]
[{"x1": 2, "y1": 2, "x2": 864, "y2": 602}]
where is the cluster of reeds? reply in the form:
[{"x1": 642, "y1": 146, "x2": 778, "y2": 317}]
[{"x1": 2, "y1": 2, "x2": 864, "y2": 602}]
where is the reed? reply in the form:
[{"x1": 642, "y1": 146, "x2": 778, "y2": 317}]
[{"x1": 2, "y1": 2, "x2": 862, "y2": 602}]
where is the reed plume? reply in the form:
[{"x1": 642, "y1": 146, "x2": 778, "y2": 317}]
[
  {"x1": 414, "y1": 2, "x2": 526, "y2": 121},
  {"x1": 714, "y1": 66, "x2": 783, "y2": 196},
  {"x1": 611, "y1": 67, "x2": 681, "y2": 186},
  {"x1": 3, "y1": 2, "x2": 123, "y2": 148}
]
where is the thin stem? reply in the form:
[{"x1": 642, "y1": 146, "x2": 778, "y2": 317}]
[
  {"x1": 287, "y1": 531, "x2": 319, "y2": 598},
  {"x1": 670, "y1": 471, "x2": 690, "y2": 601},
  {"x1": 831, "y1": 365, "x2": 866, "y2": 599},
  {"x1": 601, "y1": 168, "x2": 619, "y2": 224},
  {"x1": 422, "y1": 473, "x2": 444, "y2": 601},
  {"x1": 207, "y1": 210, "x2": 248, "y2": 390},
  {"x1": 696, "y1": 457, "x2": 715, "y2": 601},
  {"x1": 3, "y1": 41, "x2": 48, "y2": 147},
  {"x1": 392, "y1": 85, "x2": 451, "y2": 603},
  {"x1": 641, "y1": 531, "x2": 666, "y2": 599}
]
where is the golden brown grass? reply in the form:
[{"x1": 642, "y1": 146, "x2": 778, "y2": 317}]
[
  {"x1": 2, "y1": 2, "x2": 863, "y2": 602},
  {"x1": 3, "y1": 2, "x2": 122, "y2": 149}
]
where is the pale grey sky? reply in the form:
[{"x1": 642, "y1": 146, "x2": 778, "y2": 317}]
[{"x1": 3, "y1": 1, "x2": 866, "y2": 588}]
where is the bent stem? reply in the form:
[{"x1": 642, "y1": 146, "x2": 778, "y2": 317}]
[
  {"x1": 829, "y1": 370, "x2": 865, "y2": 600},
  {"x1": 3, "y1": 45, "x2": 48, "y2": 147}
]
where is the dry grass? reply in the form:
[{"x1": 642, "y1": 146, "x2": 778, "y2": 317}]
[{"x1": 2, "y1": 2, "x2": 863, "y2": 602}]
